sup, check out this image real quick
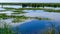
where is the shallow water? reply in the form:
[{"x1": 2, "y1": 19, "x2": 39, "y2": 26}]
[
  {"x1": 23, "y1": 10, "x2": 60, "y2": 21},
  {"x1": 0, "y1": 7, "x2": 60, "y2": 26},
  {"x1": 0, "y1": 11, "x2": 14, "y2": 15},
  {"x1": 0, "y1": 8, "x2": 5, "y2": 10},
  {"x1": 0, "y1": 5, "x2": 22, "y2": 8},
  {"x1": 0, "y1": 6, "x2": 60, "y2": 34},
  {"x1": 11, "y1": 10, "x2": 60, "y2": 21}
]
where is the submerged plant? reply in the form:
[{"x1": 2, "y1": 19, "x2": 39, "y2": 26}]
[
  {"x1": 47, "y1": 22, "x2": 55, "y2": 34},
  {"x1": 57, "y1": 25, "x2": 60, "y2": 34}
]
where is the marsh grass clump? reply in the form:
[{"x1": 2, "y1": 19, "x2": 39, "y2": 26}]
[
  {"x1": 12, "y1": 18, "x2": 25, "y2": 23},
  {"x1": 12, "y1": 10, "x2": 26, "y2": 14},
  {"x1": 15, "y1": 8, "x2": 44, "y2": 10},
  {"x1": 36, "y1": 22, "x2": 56, "y2": 34},
  {"x1": 0, "y1": 23, "x2": 13, "y2": 34},
  {"x1": 57, "y1": 25, "x2": 60, "y2": 34},
  {"x1": 36, "y1": 17, "x2": 52, "y2": 20},
  {"x1": 45, "y1": 9, "x2": 60, "y2": 12},
  {"x1": 12, "y1": 16, "x2": 29, "y2": 23},
  {"x1": 4, "y1": 7, "x2": 16, "y2": 10},
  {"x1": 30, "y1": 17, "x2": 52, "y2": 20},
  {"x1": 50, "y1": 23, "x2": 55, "y2": 34},
  {"x1": 0, "y1": 14, "x2": 8, "y2": 19}
]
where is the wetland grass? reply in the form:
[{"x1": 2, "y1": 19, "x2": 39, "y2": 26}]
[
  {"x1": 12, "y1": 10, "x2": 26, "y2": 14},
  {"x1": 3, "y1": 7, "x2": 16, "y2": 10},
  {"x1": 2, "y1": 7, "x2": 60, "y2": 13},
  {"x1": 45, "y1": 9, "x2": 60, "y2": 12},
  {"x1": 0, "y1": 23, "x2": 13, "y2": 34}
]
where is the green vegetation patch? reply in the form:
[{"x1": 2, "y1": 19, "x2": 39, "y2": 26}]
[
  {"x1": 45, "y1": 9, "x2": 60, "y2": 12},
  {"x1": 4, "y1": 7, "x2": 16, "y2": 10},
  {"x1": 0, "y1": 23, "x2": 13, "y2": 34},
  {"x1": 12, "y1": 10, "x2": 26, "y2": 14},
  {"x1": 29, "y1": 17, "x2": 52, "y2": 20}
]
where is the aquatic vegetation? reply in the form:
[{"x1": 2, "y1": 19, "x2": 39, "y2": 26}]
[
  {"x1": 0, "y1": 20, "x2": 60, "y2": 34},
  {"x1": 15, "y1": 8, "x2": 45, "y2": 10},
  {"x1": 28, "y1": 17, "x2": 52, "y2": 20},
  {"x1": 0, "y1": 23, "x2": 13, "y2": 34},
  {"x1": 0, "y1": 14, "x2": 8, "y2": 19},
  {"x1": 3, "y1": 7, "x2": 16, "y2": 10},
  {"x1": 1, "y1": 7, "x2": 60, "y2": 13},
  {"x1": 33, "y1": 17, "x2": 52, "y2": 20},
  {"x1": 0, "y1": 14, "x2": 28, "y2": 19},
  {"x1": 45, "y1": 9, "x2": 60, "y2": 12},
  {"x1": 12, "y1": 10, "x2": 26, "y2": 14},
  {"x1": 12, "y1": 16, "x2": 52, "y2": 23},
  {"x1": 57, "y1": 25, "x2": 60, "y2": 34},
  {"x1": 0, "y1": 13, "x2": 52, "y2": 23},
  {"x1": 48, "y1": 23, "x2": 55, "y2": 34},
  {"x1": 12, "y1": 18, "x2": 27, "y2": 23}
]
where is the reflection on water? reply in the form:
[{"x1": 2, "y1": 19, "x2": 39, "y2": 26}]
[
  {"x1": 12, "y1": 20, "x2": 60, "y2": 34},
  {"x1": 0, "y1": 8, "x2": 5, "y2": 10},
  {"x1": 0, "y1": 5, "x2": 22, "y2": 8},
  {"x1": 23, "y1": 10, "x2": 60, "y2": 21},
  {"x1": 0, "y1": 5, "x2": 60, "y2": 34},
  {"x1": 0, "y1": 7, "x2": 60, "y2": 26},
  {"x1": 0, "y1": 11, "x2": 14, "y2": 15}
]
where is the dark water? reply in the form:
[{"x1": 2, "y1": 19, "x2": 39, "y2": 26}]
[{"x1": 12, "y1": 20, "x2": 60, "y2": 34}]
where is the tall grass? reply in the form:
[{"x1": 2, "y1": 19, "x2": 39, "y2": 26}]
[{"x1": 0, "y1": 23, "x2": 13, "y2": 34}]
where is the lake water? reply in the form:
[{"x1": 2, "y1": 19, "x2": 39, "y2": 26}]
[
  {"x1": 23, "y1": 10, "x2": 60, "y2": 21},
  {"x1": 0, "y1": 5, "x2": 60, "y2": 34},
  {"x1": 12, "y1": 20, "x2": 60, "y2": 34}
]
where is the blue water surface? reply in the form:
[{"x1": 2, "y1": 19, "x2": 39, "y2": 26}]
[{"x1": 12, "y1": 20, "x2": 60, "y2": 34}]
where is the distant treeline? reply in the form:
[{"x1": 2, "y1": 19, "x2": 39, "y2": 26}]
[
  {"x1": 22, "y1": 3, "x2": 60, "y2": 7},
  {"x1": 0, "y1": 3, "x2": 60, "y2": 7}
]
